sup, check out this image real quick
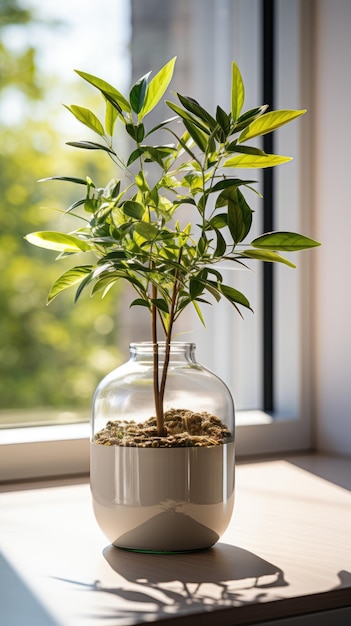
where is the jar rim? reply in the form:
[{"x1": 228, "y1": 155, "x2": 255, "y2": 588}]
[{"x1": 130, "y1": 341, "x2": 196, "y2": 349}]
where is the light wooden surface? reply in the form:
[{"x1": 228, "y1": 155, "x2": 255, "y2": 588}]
[{"x1": 0, "y1": 454, "x2": 350, "y2": 625}]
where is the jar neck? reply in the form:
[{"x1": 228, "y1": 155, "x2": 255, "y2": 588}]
[{"x1": 129, "y1": 342, "x2": 196, "y2": 363}]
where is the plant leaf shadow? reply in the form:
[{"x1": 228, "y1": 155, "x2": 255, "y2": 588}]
[
  {"x1": 85, "y1": 542, "x2": 289, "y2": 622},
  {"x1": 334, "y1": 570, "x2": 351, "y2": 589}
]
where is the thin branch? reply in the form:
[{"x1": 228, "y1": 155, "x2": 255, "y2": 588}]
[
  {"x1": 159, "y1": 253, "x2": 182, "y2": 410},
  {"x1": 151, "y1": 283, "x2": 163, "y2": 435}
]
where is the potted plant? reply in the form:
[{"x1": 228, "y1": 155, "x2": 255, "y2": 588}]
[{"x1": 26, "y1": 58, "x2": 319, "y2": 552}]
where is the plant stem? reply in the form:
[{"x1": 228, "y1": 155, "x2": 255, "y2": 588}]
[
  {"x1": 159, "y1": 263, "x2": 180, "y2": 415},
  {"x1": 151, "y1": 282, "x2": 165, "y2": 436}
]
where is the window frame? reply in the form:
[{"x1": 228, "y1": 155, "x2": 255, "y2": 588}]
[{"x1": 0, "y1": 0, "x2": 315, "y2": 482}]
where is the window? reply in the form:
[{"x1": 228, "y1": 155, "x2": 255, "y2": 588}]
[
  {"x1": 0, "y1": 0, "x2": 131, "y2": 427},
  {"x1": 0, "y1": 0, "x2": 315, "y2": 480}
]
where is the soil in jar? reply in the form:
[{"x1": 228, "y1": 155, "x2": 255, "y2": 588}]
[{"x1": 93, "y1": 408, "x2": 233, "y2": 448}]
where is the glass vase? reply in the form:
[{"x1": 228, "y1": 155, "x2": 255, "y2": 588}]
[{"x1": 90, "y1": 342, "x2": 235, "y2": 552}]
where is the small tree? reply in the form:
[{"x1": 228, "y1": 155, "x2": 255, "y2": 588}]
[{"x1": 26, "y1": 58, "x2": 320, "y2": 435}]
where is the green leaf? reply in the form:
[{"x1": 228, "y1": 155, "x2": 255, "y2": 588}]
[
  {"x1": 234, "y1": 105, "x2": 269, "y2": 133},
  {"x1": 183, "y1": 173, "x2": 204, "y2": 193},
  {"x1": 230, "y1": 188, "x2": 253, "y2": 242},
  {"x1": 145, "y1": 146, "x2": 177, "y2": 167},
  {"x1": 130, "y1": 298, "x2": 150, "y2": 309},
  {"x1": 242, "y1": 249, "x2": 296, "y2": 268},
  {"x1": 135, "y1": 170, "x2": 149, "y2": 191},
  {"x1": 204, "y1": 280, "x2": 222, "y2": 303},
  {"x1": 38, "y1": 176, "x2": 94, "y2": 187},
  {"x1": 224, "y1": 188, "x2": 252, "y2": 243},
  {"x1": 64, "y1": 104, "x2": 104, "y2": 136},
  {"x1": 74, "y1": 69, "x2": 131, "y2": 112},
  {"x1": 129, "y1": 73, "x2": 150, "y2": 113},
  {"x1": 227, "y1": 200, "x2": 243, "y2": 243},
  {"x1": 151, "y1": 298, "x2": 169, "y2": 313},
  {"x1": 224, "y1": 153, "x2": 292, "y2": 169},
  {"x1": 123, "y1": 201, "x2": 145, "y2": 220},
  {"x1": 105, "y1": 100, "x2": 118, "y2": 136},
  {"x1": 177, "y1": 94, "x2": 217, "y2": 130},
  {"x1": 133, "y1": 222, "x2": 159, "y2": 239},
  {"x1": 140, "y1": 57, "x2": 176, "y2": 118},
  {"x1": 206, "y1": 214, "x2": 228, "y2": 229},
  {"x1": 206, "y1": 267, "x2": 223, "y2": 282},
  {"x1": 91, "y1": 276, "x2": 119, "y2": 298},
  {"x1": 64, "y1": 198, "x2": 86, "y2": 214},
  {"x1": 98, "y1": 250, "x2": 129, "y2": 263},
  {"x1": 219, "y1": 284, "x2": 252, "y2": 310},
  {"x1": 183, "y1": 119, "x2": 209, "y2": 152},
  {"x1": 126, "y1": 123, "x2": 145, "y2": 142},
  {"x1": 84, "y1": 198, "x2": 99, "y2": 214},
  {"x1": 197, "y1": 235, "x2": 208, "y2": 255},
  {"x1": 231, "y1": 61, "x2": 245, "y2": 122},
  {"x1": 216, "y1": 106, "x2": 231, "y2": 137},
  {"x1": 25, "y1": 231, "x2": 91, "y2": 253},
  {"x1": 189, "y1": 278, "x2": 203, "y2": 300},
  {"x1": 47, "y1": 266, "x2": 94, "y2": 303},
  {"x1": 127, "y1": 145, "x2": 175, "y2": 167},
  {"x1": 215, "y1": 187, "x2": 252, "y2": 243},
  {"x1": 210, "y1": 178, "x2": 257, "y2": 193},
  {"x1": 238, "y1": 109, "x2": 306, "y2": 143},
  {"x1": 214, "y1": 229, "x2": 227, "y2": 257},
  {"x1": 165, "y1": 100, "x2": 209, "y2": 134},
  {"x1": 66, "y1": 141, "x2": 115, "y2": 154},
  {"x1": 104, "y1": 179, "x2": 121, "y2": 199},
  {"x1": 226, "y1": 144, "x2": 267, "y2": 156},
  {"x1": 74, "y1": 270, "x2": 97, "y2": 302},
  {"x1": 192, "y1": 300, "x2": 206, "y2": 326},
  {"x1": 251, "y1": 231, "x2": 321, "y2": 251},
  {"x1": 127, "y1": 147, "x2": 144, "y2": 166}
]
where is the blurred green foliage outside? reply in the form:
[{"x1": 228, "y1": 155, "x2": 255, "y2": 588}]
[{"x1": 0, "y1": 1, "x2": 122, "y2": 424}]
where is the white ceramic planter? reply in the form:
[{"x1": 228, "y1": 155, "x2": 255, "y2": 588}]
[
  {"x1": 91, "y1": 343, "x2": 235, "y2": 552},
  {"x1": 90, "y1": 441, "x2": 235, "y2": 552}
]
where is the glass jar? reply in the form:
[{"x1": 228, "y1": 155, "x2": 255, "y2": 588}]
[{"x1": 90, "y1": 342, "x2": 235, "y2": 552}]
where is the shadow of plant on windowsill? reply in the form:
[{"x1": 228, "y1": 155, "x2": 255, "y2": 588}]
[{"x1": 55, "y1": 543, "x2": 289, "y2": 623}]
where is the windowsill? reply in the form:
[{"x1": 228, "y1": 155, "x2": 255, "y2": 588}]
[
  {"x1": 0, "y1": 421, "x2": 90, "y2": 445},
  {"x1": 0, "y1": 453, "x2": 350, "y2": 625},
  {"x1": 0, "y1": 421, "x2": 90, "y2": 482}
]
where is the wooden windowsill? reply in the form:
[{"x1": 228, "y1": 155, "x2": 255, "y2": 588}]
[{"x1": 0, "y1": 453, "x2": 350, "y2": 625}]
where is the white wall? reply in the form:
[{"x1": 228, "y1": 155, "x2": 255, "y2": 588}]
[{"x1": 312, "y1": 0, "x2": 351, "y2": 456}]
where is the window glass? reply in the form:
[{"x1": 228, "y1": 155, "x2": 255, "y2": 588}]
[
  {"x1": 0, "y1": 0, "x2": 130, "y2": 426},
  {"x1": 0, "y1": 0, "x2": 306, "y2": 434},
  {"x1": 128, "y1": 0, "x2": 264, "y2": 411}
]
